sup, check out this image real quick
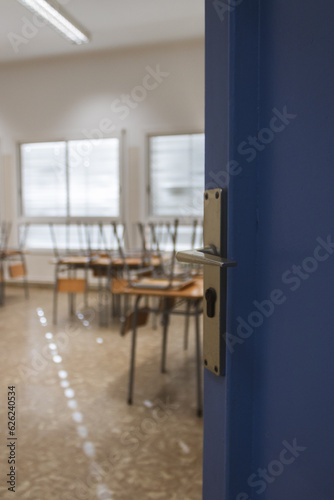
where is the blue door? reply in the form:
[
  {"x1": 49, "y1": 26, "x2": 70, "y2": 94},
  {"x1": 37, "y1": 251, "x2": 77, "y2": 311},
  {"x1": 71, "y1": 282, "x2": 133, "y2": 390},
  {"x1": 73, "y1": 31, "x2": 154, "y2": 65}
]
[{"x1": 204, "y1": 1, "x2": 334, "y2": 499}]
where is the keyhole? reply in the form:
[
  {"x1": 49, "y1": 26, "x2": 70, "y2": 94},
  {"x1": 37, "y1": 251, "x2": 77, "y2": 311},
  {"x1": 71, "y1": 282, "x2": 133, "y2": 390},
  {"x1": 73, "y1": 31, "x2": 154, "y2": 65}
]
[{"x1": 205, "y1": 287, "x2": 217, "y2": 318}]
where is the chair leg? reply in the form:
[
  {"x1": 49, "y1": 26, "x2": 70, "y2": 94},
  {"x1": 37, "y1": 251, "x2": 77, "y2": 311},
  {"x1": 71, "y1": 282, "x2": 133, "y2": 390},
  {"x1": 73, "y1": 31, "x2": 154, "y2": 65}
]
[
  {"x1": 21, "y1": 255, "x2": 29, "y2": 300},
  {"x1": 68, "y1": 293, "x2": 75, "y2": 317},
  {"x1": 111, "y1": 292, "x2": 116, "y2": 318}
]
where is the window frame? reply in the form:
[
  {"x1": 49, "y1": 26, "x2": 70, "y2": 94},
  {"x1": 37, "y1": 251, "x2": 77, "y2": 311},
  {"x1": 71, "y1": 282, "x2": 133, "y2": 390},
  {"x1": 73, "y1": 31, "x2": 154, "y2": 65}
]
[
  {"x1": 146, "y1": 130, "x2": 205, "y2": 224},
  {"x1": 17, "y1": 134, "x2": 124, "y2": 226}
]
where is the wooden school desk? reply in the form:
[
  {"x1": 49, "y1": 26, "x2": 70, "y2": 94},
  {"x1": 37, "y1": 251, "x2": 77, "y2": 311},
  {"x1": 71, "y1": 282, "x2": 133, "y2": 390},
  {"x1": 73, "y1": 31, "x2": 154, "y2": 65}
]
[{"x1": 112, "y1": 277, "x2": 204, "y2": 417}]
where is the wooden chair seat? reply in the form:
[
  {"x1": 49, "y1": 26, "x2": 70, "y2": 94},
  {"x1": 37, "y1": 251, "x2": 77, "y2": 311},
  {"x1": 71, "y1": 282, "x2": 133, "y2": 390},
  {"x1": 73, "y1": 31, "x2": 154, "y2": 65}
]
[
  {"x1": 57, "y1": 278, "x2": 86, "y2": 294},
  {"x1": 9, "y1": 263, "x2": 26, "y2": 278}
]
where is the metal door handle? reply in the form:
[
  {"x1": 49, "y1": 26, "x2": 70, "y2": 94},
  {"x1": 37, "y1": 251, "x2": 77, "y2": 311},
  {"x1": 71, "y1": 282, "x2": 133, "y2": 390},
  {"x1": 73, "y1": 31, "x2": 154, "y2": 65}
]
[
  {"x1": 176, "y1": 245, "x2": 237, "y2": 268},
  {"x1": 175, "y1": 188, "x2": 237, "y2": 377}
]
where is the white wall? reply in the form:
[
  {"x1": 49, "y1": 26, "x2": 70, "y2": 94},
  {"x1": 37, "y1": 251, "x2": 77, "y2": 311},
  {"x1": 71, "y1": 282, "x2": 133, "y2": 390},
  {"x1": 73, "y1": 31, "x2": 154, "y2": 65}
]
[{"x1": 0, "y1": 39, "x2": 204, "y2": 283}]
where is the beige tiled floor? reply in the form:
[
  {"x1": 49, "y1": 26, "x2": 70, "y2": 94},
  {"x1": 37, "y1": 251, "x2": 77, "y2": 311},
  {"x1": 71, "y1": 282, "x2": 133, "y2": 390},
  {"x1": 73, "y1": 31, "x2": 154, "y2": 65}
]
[{"x1": 0, "y1": 286, "x2": 203, "y2": 500}]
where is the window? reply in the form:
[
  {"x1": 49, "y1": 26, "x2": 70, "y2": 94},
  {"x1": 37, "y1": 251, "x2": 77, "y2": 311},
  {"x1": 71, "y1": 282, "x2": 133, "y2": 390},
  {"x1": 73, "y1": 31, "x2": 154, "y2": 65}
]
[
  {"x1": 149, "y1": 133, "x2": 204, "y2": 218},
  {"x1": 21, "y1": 138, "x2": 120, "y2": 219},
  {"x1": 20, "y1": 138, "x2": 120, "y2": 248},
  {"x1": 68, "y1": 140, "x2": 119, "y2": 217},
  {"x1": 21, "y1": 142, "x2": 67, "y2": 217}
]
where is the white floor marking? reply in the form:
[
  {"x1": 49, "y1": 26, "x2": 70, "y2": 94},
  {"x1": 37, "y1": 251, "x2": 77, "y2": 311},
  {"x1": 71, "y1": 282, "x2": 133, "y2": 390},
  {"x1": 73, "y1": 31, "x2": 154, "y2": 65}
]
[
  {"x1": 67, "y1": 400, "x2": 78, "y2": 410},
  {"x1": 72, "y1": 412, "x2": 83, "y2": 423},
  {"x1": 97, "y1": 484, "x2": 113, "y2": 500},
  {"x1": 83, "y1": 441, "x2": 96, "y2": 458},
  {"x1": 58, "y1": 370, "x2": 68, "y2": 379},
  {"x1": 64, "y1": 388, "x2": 75, "y2": 398},
  {"x1": 77, "y1": 425, "x2": 88, "y2": 438},
  {"x1": 179, "y1": 440, "x2": 190, "y2": 454},
  {"x1": 38, "y1": 308, "x2": 111, "y2": 497}
]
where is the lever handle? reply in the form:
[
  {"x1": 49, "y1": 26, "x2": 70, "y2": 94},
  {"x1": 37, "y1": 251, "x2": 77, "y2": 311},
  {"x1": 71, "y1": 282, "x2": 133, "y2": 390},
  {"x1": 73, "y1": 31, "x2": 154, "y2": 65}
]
[{"x1": 176, "y1": 245, "x2": 237, "y2": 268}]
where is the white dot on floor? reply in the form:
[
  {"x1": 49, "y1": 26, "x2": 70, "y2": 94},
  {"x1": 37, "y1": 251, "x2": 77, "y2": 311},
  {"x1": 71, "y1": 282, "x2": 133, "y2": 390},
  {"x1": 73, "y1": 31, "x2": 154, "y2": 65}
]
[
  {"x1": 61, "y1": 380, "x2": 70, "y2": 388},
  {"x1": 72, "y1": 412, "x2": 83, "y2": 423},
  {"x1": 45, "y1": 333, "x2": 53, "y2": 340},
  {"x1": 58, "y1": 370, "x2": 68, "y2": 379},
  {"x1": 49, "y1": 343, "x2": 57, "y2": 351},
  {"x1": 77, "y1": 426, "x2": 88, "y2": 438},
  {"x1": 83, "y1": 442, "x2": 95, "y2": 458},
  {"x1": 96, "y1": 338, "x2": 103, "y2": 344},
  {"x1": 65, "y1": 388, "x2": 75, "y2": 399},
  {"x1": 53, "y1": 355, "x2": 62, "y2": 364},
  {"x1": 68, "y1": 400, "x2": 78, "y2": 410},
  {"x1": 179, "y1": 440, "x2": 190, "y2": 454},
  {"x1": 97, "y1": 484, "x2": 113, "y2": 500},
  {"x1": 40, "y1": 318, "x2": 47, "y2": 325}
]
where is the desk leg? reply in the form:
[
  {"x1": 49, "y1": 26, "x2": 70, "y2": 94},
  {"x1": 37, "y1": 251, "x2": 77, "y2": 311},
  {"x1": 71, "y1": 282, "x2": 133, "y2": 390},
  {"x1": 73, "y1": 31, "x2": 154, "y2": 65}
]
[
  {"x1": 184, "y1": 300, "x2": 191, "y2": 350},
  {"x1": 161, "y1": 298, "x2": 170, "y2": 374},
  {"x1": 53, "y1": 267, "x2": 58, "y2": 325},
  {"x1": 128, "y1": 296, "x2": 141, "y2": 405},
  {"x1": 152, "y1": 298, "x2": 158, "y2": 330},
  {"x1": 69, "y1": 268, "x2": 75, "y2": 317},
  {"x1": 195, "y1": 300, "x2": 203, "y2": 418}
]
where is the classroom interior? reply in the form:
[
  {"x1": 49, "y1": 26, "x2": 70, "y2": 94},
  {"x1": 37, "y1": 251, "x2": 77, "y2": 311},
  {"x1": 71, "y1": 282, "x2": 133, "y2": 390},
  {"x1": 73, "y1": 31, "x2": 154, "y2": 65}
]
[{"x1": 0, "y1": 1, "x2": 205, "y2": 499}]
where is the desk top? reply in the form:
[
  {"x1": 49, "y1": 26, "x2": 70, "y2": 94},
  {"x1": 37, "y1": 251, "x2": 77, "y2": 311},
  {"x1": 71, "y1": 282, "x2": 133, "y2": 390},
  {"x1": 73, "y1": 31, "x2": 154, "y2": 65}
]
[
  {"x1": 51, "y1": 255, "x2": 163, "y2": 268},
  {"x1": 112, "y1": 277, "x2": 203, "y2": 299},
  {"x1": 51, "y1": 256, "x2": 91, "y2": 265}
]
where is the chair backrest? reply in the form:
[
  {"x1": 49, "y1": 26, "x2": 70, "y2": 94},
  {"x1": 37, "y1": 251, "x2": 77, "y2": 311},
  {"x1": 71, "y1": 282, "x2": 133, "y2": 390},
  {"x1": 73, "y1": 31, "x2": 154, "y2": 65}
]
[
  {"x1": 49, "y1": 223, "x2": 60, "y2": 260},
  {"x1": 130, "y1": 220, "x2": 181, "y2": 287},
  {"x1": 112, "y1": 222, "x2": 127, "y2": 260},
  {"x1": 0, "y1": 222, "x2": 12, "y2": 253},
  {"x1": 18, "y1": 223, "x2": 30, "y2": 251}
]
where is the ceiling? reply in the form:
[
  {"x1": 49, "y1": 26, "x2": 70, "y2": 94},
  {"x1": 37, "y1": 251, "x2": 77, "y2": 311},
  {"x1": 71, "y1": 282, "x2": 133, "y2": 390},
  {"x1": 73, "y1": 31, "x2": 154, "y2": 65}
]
[{"x1": 0, "y1": 0, "x2": 204, "y2": 64}]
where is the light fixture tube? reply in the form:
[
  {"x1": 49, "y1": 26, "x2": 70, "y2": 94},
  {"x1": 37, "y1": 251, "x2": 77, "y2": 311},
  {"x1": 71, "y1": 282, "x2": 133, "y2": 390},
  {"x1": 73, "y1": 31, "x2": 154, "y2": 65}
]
[{"x1": 16, "y1": 0, "x2": 90, "y2": 45}]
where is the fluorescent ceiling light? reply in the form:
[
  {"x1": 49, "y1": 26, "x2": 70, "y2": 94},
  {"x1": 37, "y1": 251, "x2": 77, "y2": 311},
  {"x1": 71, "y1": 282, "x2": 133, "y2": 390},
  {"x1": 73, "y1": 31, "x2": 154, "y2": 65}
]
[{"x1": 16, "y1": 0, "x2": 90, "y2": 45}]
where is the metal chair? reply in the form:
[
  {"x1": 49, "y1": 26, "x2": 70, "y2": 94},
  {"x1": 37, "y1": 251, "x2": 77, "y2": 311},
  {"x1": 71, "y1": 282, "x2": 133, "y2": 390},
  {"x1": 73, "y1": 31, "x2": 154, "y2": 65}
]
[
  {"x1": 50, "y1": 223, "x2": 89, "y2": 325},
  {"x1": 0, "y1": 222, "x2": 11, "y2": 305},
  {"x1": 0, "y1": 222, "x2": 29, "y2": 304},
  {"x1": 90, "y1": 222, "x2": 125, "y2": 325}
]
